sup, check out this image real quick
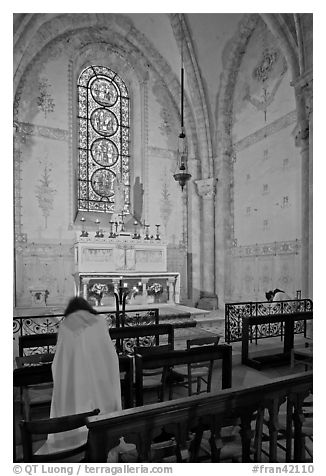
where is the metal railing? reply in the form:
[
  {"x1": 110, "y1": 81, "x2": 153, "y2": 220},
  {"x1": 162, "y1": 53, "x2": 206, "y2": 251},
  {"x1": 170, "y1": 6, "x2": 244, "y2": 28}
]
[
  {"x1": 13, "y1": 308, "x2": 160, "y2": 357},
  {"x1": 225, "y1": 299, "x2": 313, "y2": 343}
]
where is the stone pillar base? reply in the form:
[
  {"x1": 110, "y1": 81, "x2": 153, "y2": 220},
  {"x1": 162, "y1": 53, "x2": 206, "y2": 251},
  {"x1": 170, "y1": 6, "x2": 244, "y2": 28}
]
[{"x1": 196, "y1": 293, "x2": 218, "y2": 311}]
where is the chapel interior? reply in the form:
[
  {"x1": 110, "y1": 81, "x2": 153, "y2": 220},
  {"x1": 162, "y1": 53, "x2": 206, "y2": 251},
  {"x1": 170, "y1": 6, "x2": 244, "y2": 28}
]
[{"x1": 13, "y1": 12, "x2": 313, "y2": 464}]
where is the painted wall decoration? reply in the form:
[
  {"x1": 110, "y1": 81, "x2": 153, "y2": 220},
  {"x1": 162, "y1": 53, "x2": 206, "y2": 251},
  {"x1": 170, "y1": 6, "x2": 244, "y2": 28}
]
[
  {"x1": 160, "y1": 167, "x2": 173, "y2": 233},
  {"x1": 14, "y1": 23, "x2": 187, "y2": 310},
  {"x1": 225, "y1": 16, "x2": 301, "y2": 303},
  {"x1": 35, "y1": 162, "x2": 57, "y2": 229},
  {"x1": 151, "y1": 79, "x2": 178, "y2": 148},
  {"x1": 37, "y1": 78, "x2": 55, "y2": 118}
]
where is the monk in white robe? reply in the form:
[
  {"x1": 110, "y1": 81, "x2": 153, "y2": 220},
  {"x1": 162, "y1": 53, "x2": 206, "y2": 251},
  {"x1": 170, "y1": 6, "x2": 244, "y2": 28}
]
[{"x1": 37, "y1": 297, "x2": 121, "y2": 455}]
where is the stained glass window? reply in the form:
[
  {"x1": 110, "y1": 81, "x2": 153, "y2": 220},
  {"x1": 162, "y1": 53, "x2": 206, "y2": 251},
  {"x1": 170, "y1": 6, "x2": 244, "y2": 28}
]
[{"x1": 77, "y1": 65, "x2": 130, "y2": 213}]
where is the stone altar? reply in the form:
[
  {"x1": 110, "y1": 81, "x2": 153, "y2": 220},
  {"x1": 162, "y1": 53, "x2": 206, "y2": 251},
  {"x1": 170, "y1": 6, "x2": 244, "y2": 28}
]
[{"x1": 73, "y1": 234, "x2": 180, "y2": 305}]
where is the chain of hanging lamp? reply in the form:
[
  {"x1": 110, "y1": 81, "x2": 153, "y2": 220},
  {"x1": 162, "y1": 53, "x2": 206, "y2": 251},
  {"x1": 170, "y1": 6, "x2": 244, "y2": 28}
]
[{"x1": 173, "y1": 15, "x2": 191, "y2": 191}]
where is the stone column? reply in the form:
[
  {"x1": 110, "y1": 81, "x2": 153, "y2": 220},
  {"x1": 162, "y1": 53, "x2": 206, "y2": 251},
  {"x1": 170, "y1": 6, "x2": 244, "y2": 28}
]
[
  {"x1": 291, "y1": 71, "x2": 313, "y2": 299},
  {"x1": 141, "y1": 277, "x2": 149, "y2": 305},
  {"x1": 167, "y1": 277, "x2": 175, "y2": 305},
  {"x1": 195, "y1": 177, "x2": 218, "y2": 309},
  {"x1": 82, "y1": 278, "x2": 90, "y2": 301}
]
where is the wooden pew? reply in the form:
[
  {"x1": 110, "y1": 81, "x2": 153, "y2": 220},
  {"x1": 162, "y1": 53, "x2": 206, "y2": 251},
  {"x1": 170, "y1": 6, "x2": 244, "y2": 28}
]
[
  {"x1": 19, "y1": 333, "x2": 58, "y2": 357},
  {"x1": 13, "y1": 355, "x2": 134, "y2": 461},
  {"x1": 135, "y1": 344, "x2": 232, "y2": 406},
  {"x1": 85, "y1": 371, "x2": 312, "y2": 463},
  {"x1": 14, "y1": 354, "x2": 133, "y2": 408},
  {"x1": 241, "y1": 311, "x2": 313, "y2": 369},
  {"x1": 109, "y1": 323, "x2": 174, "y2": 355},
  {"x1": 18, "y1": 323, "x2": 174, "y2": 357}
]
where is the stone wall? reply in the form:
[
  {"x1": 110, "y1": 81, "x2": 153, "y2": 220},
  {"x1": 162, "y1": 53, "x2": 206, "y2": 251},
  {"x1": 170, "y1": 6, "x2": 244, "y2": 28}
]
[{"x1": 13, "y1": 16, "x2": 188, "y2": 308}]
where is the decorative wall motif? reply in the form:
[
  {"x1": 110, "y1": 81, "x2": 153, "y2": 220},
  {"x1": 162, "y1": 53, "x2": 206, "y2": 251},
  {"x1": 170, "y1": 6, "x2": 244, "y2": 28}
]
[
  {"x1": 244, "y1": 72, "x2": 287, "y2": 121},
  {"x1": 15, "y1": 242, "x2": 75, "y2": 307},
  {"x1": 159, "y1": 108, "x2": 173, "y2": 137},
  {"x1": 230, "y1": 239, "x2": 301, "y2": 258},
  {"x1": 253, "y1": 47, "x2": 279, "y2": 83},
  {"x1": 241, "y1": 23, "x2": 288, "y2": 122},
  {"x1": 37, "y1": 77, "x2": 55, "y2": 118},
  {"x1": 195, "y1": 177, "x2": 216, "y2": 200},
  {"x1": 35, "y1": 163, "x2": 57, "y2": 228},
  {"x1": 233, "y1": 111, "x2": 297, "y2": 152},
  {"x1": 14, "y1": 121, "x2": 69, "y2": 142},
  {"x1": 160, "y1": 167, "x2": 173, "y2": 232}
]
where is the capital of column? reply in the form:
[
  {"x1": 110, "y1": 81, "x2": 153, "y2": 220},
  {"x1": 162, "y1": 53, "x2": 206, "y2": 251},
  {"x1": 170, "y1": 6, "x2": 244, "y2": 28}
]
[
  {"x1": 291, "y1": 70, "x2": 313, "y2": 121},
  {"x1": 195, "y1": 177, "x2": 217, "y2": 200},
  {"x1": 292, "y1": 121, "x2": 309, "y2": 150}
]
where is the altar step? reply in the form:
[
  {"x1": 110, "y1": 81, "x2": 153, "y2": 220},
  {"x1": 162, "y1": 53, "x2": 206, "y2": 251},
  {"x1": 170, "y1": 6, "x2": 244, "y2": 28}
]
[{"x1": 154, "y1": 305, "x2": 226, "y2": 350}]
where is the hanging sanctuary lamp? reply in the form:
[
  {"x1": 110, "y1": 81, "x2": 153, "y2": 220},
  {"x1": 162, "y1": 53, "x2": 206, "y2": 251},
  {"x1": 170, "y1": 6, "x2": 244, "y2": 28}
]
[{"x1": 173, "y1": 18, "x2": 191, "y2": 191}]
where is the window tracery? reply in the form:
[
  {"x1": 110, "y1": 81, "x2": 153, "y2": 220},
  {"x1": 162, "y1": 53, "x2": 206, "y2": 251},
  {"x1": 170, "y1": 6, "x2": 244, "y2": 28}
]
[{"x1": 77, "y1": 65, "x2": 130, "y2": 213}]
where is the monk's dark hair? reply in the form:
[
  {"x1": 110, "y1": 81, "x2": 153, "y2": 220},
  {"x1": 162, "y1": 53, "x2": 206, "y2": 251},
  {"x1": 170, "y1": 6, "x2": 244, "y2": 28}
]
[{"x1": 64, "y1": 296, "x2": 98, "y2": 317}]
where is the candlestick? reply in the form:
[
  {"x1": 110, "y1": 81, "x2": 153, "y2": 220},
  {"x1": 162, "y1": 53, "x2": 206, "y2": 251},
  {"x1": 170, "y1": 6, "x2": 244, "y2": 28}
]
[
  {"x1": 132, "y1": 221, "x2": 137, "y2": 239},
  {"x1": 80, "y1": 217, "x2": 88, "y2": 237},
  {"x1": 95, "y1": 218, "x2": 103, "y2": 238},
  {"x1": 109, "y1": 220, "x2": 116, "y2": 238},
  {"x1": 144, "y1": 224, "x2": 150, "y2": 240},
  {"x1": 155, "y1": 224, "x2": 161, "y2": 240}
]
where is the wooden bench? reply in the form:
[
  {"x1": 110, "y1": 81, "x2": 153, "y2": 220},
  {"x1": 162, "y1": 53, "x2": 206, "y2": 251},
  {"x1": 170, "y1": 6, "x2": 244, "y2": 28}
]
[
  {"x1": 20, "y1": 408, "x2": 100, "y2": 462},
  {"x1": 241, "y1": 311, "x2": 313, "y2": 369},
  {"x1": 19, "y1": 333, "x2": 58, "y2": 357},
  {"x1": 109, "y1": 323, "x2": 174, "y2": 355},
  {"x1": 18, "y1": 323, "x2": 174, "y2": 357},
  {"x1": 135, "y1": 344, "x2": 232, "y2": 406},
  {"x1": 85, "y1": 371, "x2": 312, "y2": 463}
]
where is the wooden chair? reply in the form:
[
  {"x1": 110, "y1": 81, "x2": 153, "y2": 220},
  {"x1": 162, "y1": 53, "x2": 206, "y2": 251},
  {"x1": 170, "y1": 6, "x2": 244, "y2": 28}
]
[
  {"x1": 15, "y1": 354, "x2": 55, "y2": 420},
  {"x1": 173, "y1": 335, "x2": 221, "y2": 396},
  {"x1": 135, "y1": 344, "x2": 232, "y2": 406},
  {"x1": 110, "y1": 324, "x2": 174, "y2": 356},
  {"x1": 20, "y1": 408, "x2": 100, "y2": 462},
  {"x1": 118, "y1": 355, "x2": 134, "y2": 409},
  {"x1": 19, "y1": 333, "x2": 58, "y2": 357},
  {"x1": 134, "y1": 344, "x2": 173, "y2": 405}
]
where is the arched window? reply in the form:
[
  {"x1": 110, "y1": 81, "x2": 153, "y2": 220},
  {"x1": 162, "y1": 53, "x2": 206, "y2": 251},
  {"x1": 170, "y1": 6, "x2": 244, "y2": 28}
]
[{"x1": 77, "y1": 65, "x2": 130, "y2": 214}]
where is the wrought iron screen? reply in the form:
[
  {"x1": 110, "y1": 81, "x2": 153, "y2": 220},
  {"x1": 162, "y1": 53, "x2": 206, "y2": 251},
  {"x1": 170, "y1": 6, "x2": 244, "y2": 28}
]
[
  {"x1": 225, "y1": 299, "x2": 313, "y2": 343},
  {"x1": 13, "y1": 308, "x2": 159, "y2": 357},
  {"x1": 77, "y1": 65, "x2": 130, "y2": 213}
]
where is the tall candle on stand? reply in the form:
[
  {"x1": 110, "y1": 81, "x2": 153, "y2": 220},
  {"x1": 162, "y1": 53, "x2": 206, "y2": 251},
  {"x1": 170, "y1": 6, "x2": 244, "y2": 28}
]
[
  {"x1": 95, "y1": 218, "x2": 100, "y2": 237},
  {"x1": 144, "y1": 224, "x2": 150, "y2": 240},
  {"x1": 80, "y1": 217, "x2": 88, "y2": 237},
  {"x1": 155, "y1": 224, "x2": 160, "y2": 240}
]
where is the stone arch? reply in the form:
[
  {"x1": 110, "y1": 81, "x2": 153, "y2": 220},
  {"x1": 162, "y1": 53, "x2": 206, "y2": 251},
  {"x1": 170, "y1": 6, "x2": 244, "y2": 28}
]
[{"x1": 13, "y1": 14, "x2": 200, "y2": 176}]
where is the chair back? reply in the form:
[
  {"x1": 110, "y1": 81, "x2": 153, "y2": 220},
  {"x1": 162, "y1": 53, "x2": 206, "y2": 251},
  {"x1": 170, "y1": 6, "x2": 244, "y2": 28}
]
[
  {"x1": 135, "y1": 344, "x2": 232, "y2": 405},
  {"x1": 19, "y1": 333, "x2": 58, "y2": 357},
  {"x1": 110, "y1": 324, "x2": 174, "y2": 355},
  {"x1": 186, "y1": 335, "x2": 220, "y2": 350},
  {"x1": 20, "y1": 408, "x2": 100, "y2": 462}
]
